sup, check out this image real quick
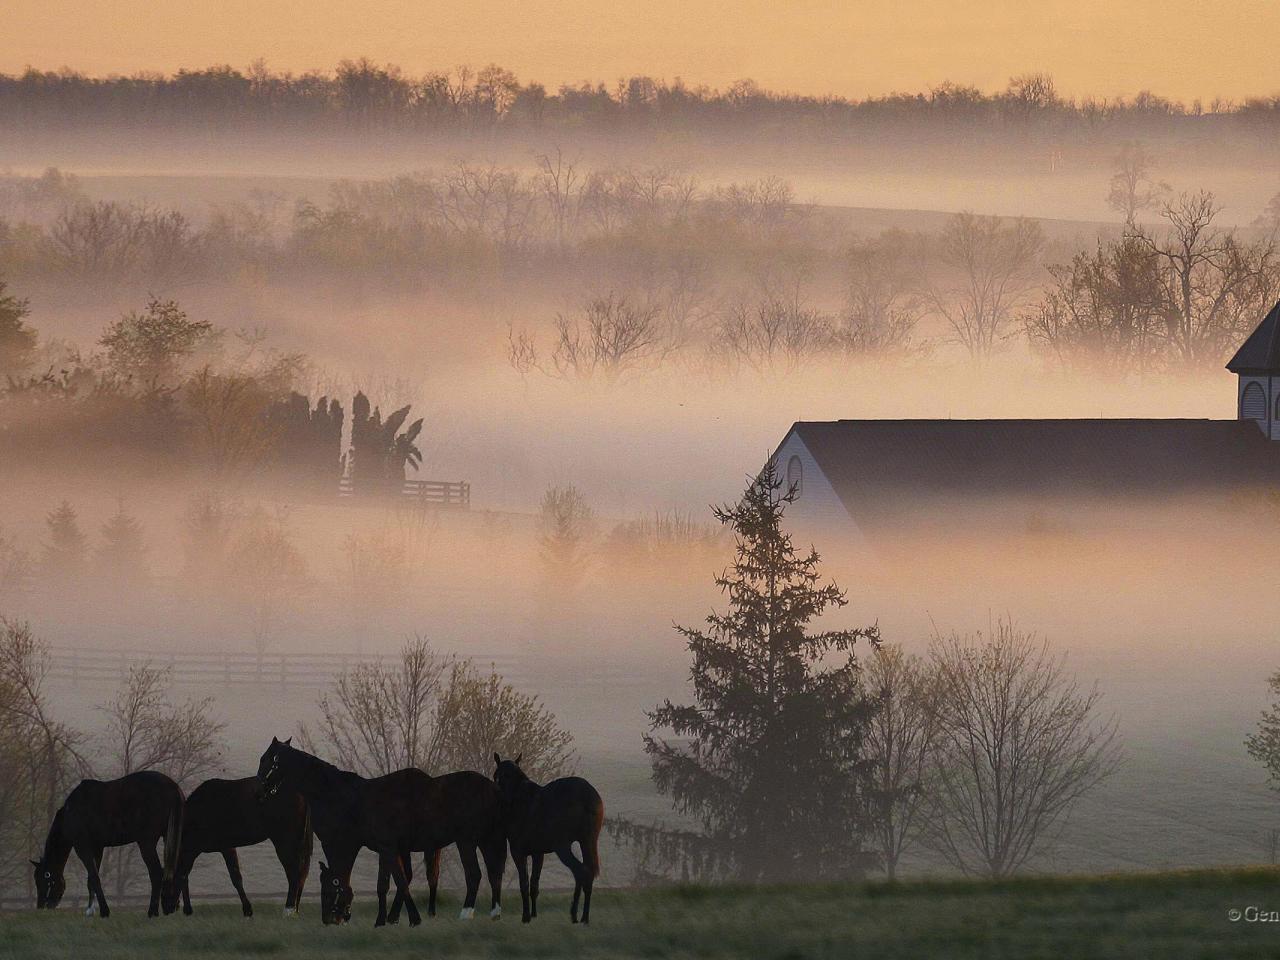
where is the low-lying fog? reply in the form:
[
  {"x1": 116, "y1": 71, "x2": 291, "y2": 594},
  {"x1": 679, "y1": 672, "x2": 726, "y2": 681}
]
[{"x1": 3, "y1": 108, "x2": 1279, "y2": 900}]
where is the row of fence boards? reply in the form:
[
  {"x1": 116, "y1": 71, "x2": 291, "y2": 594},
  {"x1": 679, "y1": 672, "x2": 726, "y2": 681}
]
[{"x1": 45, "y1": 648, "x2": 521, "y2": 688}]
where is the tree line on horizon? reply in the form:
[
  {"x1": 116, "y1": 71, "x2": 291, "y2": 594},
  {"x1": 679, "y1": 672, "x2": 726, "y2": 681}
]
[{"x1": 3, "y1": 62, "x2": 1277, "y2": 133}]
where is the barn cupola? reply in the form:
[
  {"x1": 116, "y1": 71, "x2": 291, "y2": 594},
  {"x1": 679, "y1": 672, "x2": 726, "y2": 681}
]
[{"x1": 1227, "y1": 300, "x2": 1280, "y2": 438}]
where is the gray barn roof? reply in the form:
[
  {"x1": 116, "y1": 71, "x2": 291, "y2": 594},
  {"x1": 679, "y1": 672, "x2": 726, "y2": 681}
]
[
  {"x1": 1227, "y1": 301, "x2": 1280, "y2": 374},
  {"x1": 781, "y1": 418, "x2": 1280, "y2": 523}
]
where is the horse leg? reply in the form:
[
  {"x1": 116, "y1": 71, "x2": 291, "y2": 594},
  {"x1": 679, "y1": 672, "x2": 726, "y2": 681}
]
[
  {"x1": 529, "y1": 853, "x2": 543, "y2": 919},
  {"x1": 580, "y1": 841, "x2": 595, "y2": 926},
  {"x1": 222, "y1": 849, "x2": 253, "y2": 917},
  {"x1": 79, "y1": 845, "x2": 106, "y2": 918},
  {"x1": 555, "y1": 845, "x2": 587, "y2": 924},
  {"x1": 481, "y1": 837, "x2": 505, "y2": 919},
  {"x1": 513, "y1": 852, "x2": 531, "y2": 924},
  {"x1": 388, "y1": 850, "x2": 412, "y2": 923},
  {"x1": 426, "y1": 849, "x2": 440, "y2": 918},
  {"x1": 270, "y1": 835, "x2": 302, "y2": 917},
  {"x1": 137, "y1": 840, "x2": 164, "y2": 918},
  {"x1": 384, "y1": 850, "x2": 421, "y2": 926},
  {"x1": 456, "y1": 843, "x2": 481, "y2": 920},
  {"x1": 375, "y1": 855, "x2": 391, "y2": 927},
  {"x1": 182, "y1": 874, "x2": 192, "y2": 916}
]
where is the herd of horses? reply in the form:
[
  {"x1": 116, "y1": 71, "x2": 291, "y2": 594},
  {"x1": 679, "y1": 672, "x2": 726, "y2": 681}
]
[{"x1": 30, "y1": 739, "x2": 605, "y2": 927}]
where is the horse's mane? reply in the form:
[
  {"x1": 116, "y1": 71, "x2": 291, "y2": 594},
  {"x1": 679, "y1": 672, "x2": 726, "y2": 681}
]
[
  {"x1": 41, "y1": 806, "x2": 71, "y2": 866},
  {"x1": 282, "y1": 744, "x2": 364, "y2": 793}
]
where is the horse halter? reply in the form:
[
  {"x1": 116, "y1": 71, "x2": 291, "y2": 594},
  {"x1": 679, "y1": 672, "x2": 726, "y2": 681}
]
[{"x1": 262, "y1": 754, "x2": 283, "y2": 796}]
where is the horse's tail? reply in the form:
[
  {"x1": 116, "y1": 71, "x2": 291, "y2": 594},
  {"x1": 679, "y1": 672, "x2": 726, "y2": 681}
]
[
  {"x1": 297, "y1": 802, "x2": 314, "y2": 888},
  {"x1": 163, "y1": 789, "x2": 184, "y2": 884},
  {"x1": 587, "y1": 797, "x2": 604, "y2": 879}
]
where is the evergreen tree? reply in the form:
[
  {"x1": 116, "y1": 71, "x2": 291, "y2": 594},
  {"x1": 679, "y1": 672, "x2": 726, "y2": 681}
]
[
  {"x1": 641, "y1": 458, "x2": 880, "y2": 881},
  {"x1": 41, "y1": 501, "x2": 87, "y2": 581},
  {"x1": 96, "y1": 502, "x2": 148, "y2": 588},
  {"x1": 0, "y1": 280, "x2": 36, "y2": 379}
]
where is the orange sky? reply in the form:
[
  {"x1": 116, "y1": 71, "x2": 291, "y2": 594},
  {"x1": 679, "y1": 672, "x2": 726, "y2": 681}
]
[{"x1": 5, "y1": 0, "x2": 1280, "y2": 102}]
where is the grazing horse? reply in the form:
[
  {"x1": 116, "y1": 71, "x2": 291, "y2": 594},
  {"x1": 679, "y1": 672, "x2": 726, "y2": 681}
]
[
  {"x1": 165, "y1": 777, "x2": 313, "y2": 917},
  {"x1": 256, "y1": 737, "x2": 506, "y2": 926},
  {"x1": 32, "y1": 770, "x2": 184, "y2": 919},
  {"x1": 492, "y1": 754, "x2": 604, "y2": 925}
]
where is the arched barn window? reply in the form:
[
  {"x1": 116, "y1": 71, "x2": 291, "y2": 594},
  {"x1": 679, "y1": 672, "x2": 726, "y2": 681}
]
[
  {"x1": 1242, "y1": 381, "x2": 1267, "y2": 420},
  {"x1": 787, "y1": 455, "x2": 804, "y2": 498}
]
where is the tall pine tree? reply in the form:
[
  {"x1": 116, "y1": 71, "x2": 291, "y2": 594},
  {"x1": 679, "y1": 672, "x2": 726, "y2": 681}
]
[
  {"x1": 41, "y1": 501, "x2": 87, "y2": 582},
  {"x1": 96, "y1": 502, "x2": 148, "y2": 589},
  {"x1": 642, "y1": 458, "x2": 879, "y2": 881}
]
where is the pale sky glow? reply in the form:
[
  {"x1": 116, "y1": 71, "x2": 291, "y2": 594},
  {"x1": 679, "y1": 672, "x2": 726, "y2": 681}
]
[{"x1": 4, "y1": 0, "x2": 1280, "y2": 103}]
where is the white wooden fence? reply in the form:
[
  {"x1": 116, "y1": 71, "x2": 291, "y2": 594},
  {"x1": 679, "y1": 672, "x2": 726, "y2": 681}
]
[{"x1": 44, "y1": 647, "x2": 525, "y2": 689}]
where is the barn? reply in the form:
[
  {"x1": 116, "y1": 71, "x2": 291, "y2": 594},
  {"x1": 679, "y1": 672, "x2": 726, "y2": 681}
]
[{"x1": 770, "y1": 302, "x2": 1280, "y2": 547}]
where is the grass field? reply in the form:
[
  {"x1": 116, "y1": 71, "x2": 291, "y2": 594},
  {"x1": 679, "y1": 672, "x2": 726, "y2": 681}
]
[{"x1": 4, "y1": 868, "x2": 1280, "y2": 959}]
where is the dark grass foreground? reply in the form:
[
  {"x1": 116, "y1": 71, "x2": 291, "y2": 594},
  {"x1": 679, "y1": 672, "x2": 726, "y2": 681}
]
[{"x1": 4, "y1": 868, "x2": 1280, "y2": 960}]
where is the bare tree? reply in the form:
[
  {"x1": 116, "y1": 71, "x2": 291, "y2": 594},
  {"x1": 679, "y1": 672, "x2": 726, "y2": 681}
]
[
  {"x1": 305, "y1": 637, "x2": 452, "y2": 777},
  {"x1": 932, "y1": 213, "x2": 1045, "y2": 360},
  {"x1": 96, "y1": 663, "x2": 226, "y2": 896},
  {"x1": 535, "y1": 147, "x2": 582, "y2": 250},
  {"x1": 550, "y1": 294, "x2": 669, "y2": 382},
  {"x1": 713, "y1": 298, "x2": 834, "y2": 372},
  {"x1": 0, "y1": 620, "x2": 86, "y2": 894},
  {"x1": 1107, "y1": 141, "x2": 1170, "y2": 227},
  {"x1": 1131, "y1": 191, "x2": 1278, "y2": 366},
  {"x1": 1024, "y1": 235, "x2": 1166, "y2": 375},
  {"x1": 839, "y1": 234, "x2": 925, "y2": 358},
  {"x1": 96, "y1": 664, "x2": 226, "y2": 788},
  {"x1": 863, "y1": 645, "x2": 940, "y2": 880},
  {"x1": 436, "y1": 661, "x2": 575, "y2": 781},
  {"x1": 926, "y1": 621, "x2": 1120, "y2": 878},
  {"x1": 304, "y1": 636, "x2": 574, "y2": 780}
]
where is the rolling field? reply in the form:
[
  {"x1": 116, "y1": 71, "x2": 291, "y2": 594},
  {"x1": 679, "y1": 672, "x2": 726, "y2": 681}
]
[{"x1": 4, "y1": 868, "x2": 1280, "y2": 960}]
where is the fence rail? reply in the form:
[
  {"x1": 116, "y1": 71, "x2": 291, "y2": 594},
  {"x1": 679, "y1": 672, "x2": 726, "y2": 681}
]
[
  {"x1": 45, "y1": 647, "x2": 521, "y2": 689},
  {"x1": 337, "y1": 477, "x2": 470, "y2": 507}
]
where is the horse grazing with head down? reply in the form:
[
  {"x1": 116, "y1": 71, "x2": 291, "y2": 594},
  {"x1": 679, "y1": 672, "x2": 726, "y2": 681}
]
[
  {"x1": 165, "y1": 776, "x2": 313, "y2": 917},
  {"x1": 256, "y1": 737, "x2": 506, "y2": 926},
  {"x1": 33, "y1": 770, "x2": 184, "y2": 918},
  {"x1": 492, "y1": 754, "x2": 604, "y2": 924}
]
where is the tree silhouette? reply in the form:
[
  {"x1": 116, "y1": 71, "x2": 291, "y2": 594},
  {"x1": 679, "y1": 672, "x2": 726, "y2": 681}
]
[
  {"x1": 640, "y1": 458, "x2": 879, "y2": 881},
  {"x1": 41, "y1": 501, "x2": 87, "y2": 583},
  {"x1": 95, "y1": 501, "x2": 148, "y2": 589},
  {"x1": 348, "y1": 391, "x2": 423, "y2": 496},
  {"x1": 0, "y1": 280, "x2": 36, "y2": 379}
]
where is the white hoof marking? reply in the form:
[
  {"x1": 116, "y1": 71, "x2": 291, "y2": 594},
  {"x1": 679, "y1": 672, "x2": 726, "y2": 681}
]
[
  {"x1": 489, "y1": 904, "x2": 502, "y2": 919},
  {"x1": 84, "y1": 901, "x2": 96, "y2": 917},
  {"x1": 459, "y1": 907, "x2": 475, "y2": 920}
]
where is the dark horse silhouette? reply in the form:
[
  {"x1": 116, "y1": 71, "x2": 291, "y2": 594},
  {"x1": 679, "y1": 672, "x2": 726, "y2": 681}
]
[
  {"x1": 256, "y1": 737, "x2": 506, "y2": 926},
  {"x1": 492, "y1": 754, "x2": 604, "y2": 924},
  {"x1": 165, "y1": 776, "x2": 313, "y2": 917},
  {"x1": 33, "y1": 770, "x2": 184, "y2": 918}
]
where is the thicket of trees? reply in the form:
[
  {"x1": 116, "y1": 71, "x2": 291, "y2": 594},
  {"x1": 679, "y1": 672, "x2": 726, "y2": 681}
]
[
  {"x1": 0, "y1": 294, "x2": 428, "y2": 489},
  {"x1": 302, "y1": 635, "x2": 574, "y2": 781},
  {"x1": 0, "y1": 64, "x2": 1266, "y2": 135}
]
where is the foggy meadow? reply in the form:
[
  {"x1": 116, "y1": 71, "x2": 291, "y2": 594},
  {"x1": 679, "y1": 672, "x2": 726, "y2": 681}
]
[{"x1": 3, "y1": 61, "x2": 1280, "y2": 906}]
